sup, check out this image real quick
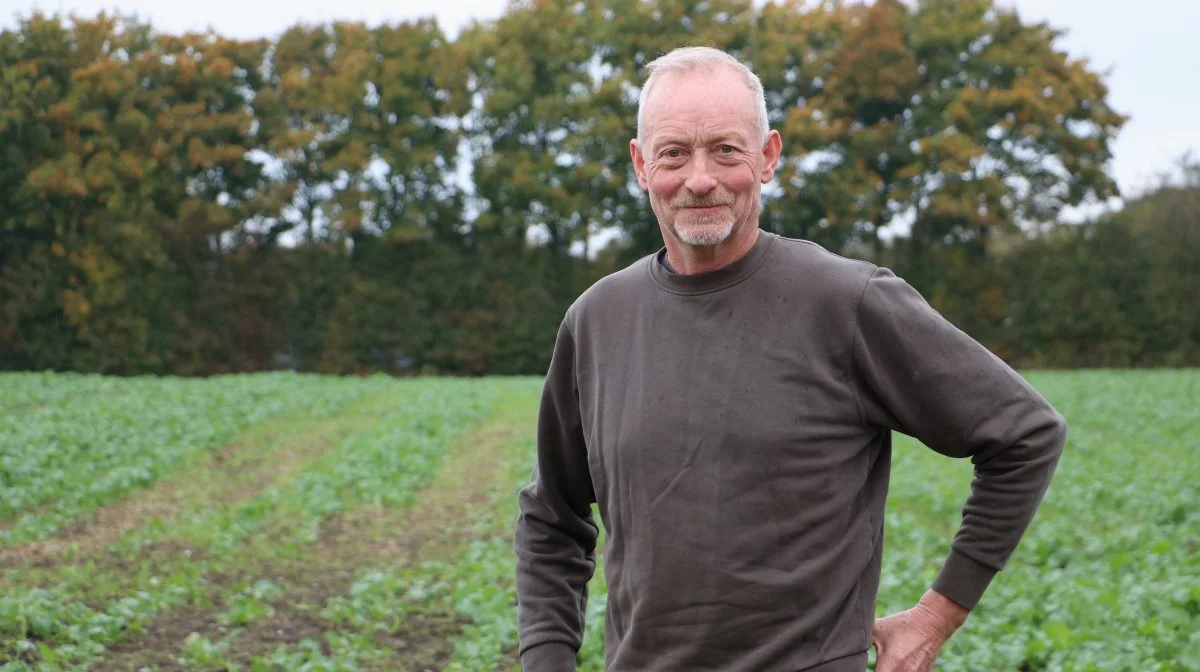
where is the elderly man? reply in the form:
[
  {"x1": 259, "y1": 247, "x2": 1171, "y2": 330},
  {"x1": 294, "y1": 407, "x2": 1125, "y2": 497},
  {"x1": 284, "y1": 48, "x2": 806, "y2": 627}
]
[{"x1": 514, "y1": 46, "x2": 1067, "y2": 672}]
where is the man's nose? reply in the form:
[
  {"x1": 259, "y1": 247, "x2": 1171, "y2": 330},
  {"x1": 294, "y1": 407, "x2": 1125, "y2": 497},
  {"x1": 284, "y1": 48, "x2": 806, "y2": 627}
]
[{"x1": 683, "y1": 152, "x2": 718, "y2": 195}]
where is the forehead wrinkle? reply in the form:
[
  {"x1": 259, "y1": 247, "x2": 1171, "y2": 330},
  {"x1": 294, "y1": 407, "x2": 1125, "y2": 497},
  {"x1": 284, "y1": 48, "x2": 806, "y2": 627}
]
[
  {"x1": 649, "y1": 121, "x2": 751, "y2": 151},
  {"x1": 641, "y1": 67, "x2": 759, "y2": 151}
]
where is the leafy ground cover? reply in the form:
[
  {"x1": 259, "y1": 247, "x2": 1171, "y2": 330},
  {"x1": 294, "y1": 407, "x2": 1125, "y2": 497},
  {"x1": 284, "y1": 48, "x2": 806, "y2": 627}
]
[
  {"x1": 0, "y1": 373, "x2": 396, "y2": 544},
  {"x1": 0, "y1": 370, "x2": 1196, "y2": 671}
]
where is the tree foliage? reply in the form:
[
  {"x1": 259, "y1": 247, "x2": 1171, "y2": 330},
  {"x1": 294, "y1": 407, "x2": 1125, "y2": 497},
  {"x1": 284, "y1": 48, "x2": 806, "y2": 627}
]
[
  {"x1": 774, "y1": 0, "x2": 1125, "y2": 266},
  {"x1": 1, "y1": 2, "x2": 1189, "y2": 375}
]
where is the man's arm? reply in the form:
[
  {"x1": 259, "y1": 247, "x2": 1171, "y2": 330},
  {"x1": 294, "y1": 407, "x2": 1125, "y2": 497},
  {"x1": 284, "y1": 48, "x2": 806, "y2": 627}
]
[
  {"x1": 851, "y1": 267, "x2": 1067, "y2": 608},
  {"x1": 514, "y1": 319, "x2": 599, "y2": 671}
]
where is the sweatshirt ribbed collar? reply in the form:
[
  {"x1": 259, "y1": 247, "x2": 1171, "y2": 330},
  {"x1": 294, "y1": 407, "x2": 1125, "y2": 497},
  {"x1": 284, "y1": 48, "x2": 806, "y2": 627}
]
[{"x1": 648, "y1": 229, "x2": 778, "y2": 295}]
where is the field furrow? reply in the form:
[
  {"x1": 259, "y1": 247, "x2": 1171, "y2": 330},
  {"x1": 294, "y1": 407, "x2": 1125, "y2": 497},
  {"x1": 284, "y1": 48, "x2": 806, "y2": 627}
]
[
  {"x1": 73, "y1": 381, "x2": 530, "y2": 672},
  {"x1": 0, "y1": 374, "x2": 395, "y2": 545},
  {"x1": 0, "y1": 391, "x2": 392, "y2": 573}
]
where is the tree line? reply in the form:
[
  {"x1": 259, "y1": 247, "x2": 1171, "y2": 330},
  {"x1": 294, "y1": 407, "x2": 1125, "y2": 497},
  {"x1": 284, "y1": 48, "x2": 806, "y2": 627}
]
[{"x1": 1, "y1": 0, "x2": 1195, "y2": 376}]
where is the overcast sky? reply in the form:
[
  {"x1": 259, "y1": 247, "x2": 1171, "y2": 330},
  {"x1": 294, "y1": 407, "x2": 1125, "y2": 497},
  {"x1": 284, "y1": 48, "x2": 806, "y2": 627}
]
[{"x1": 2, "y1": 0, "x2": 1197, "y2": 198}]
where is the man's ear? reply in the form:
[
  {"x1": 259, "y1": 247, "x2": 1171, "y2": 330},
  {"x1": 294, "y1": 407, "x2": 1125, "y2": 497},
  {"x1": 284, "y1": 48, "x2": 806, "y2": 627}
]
[
  {"x1": 760, "y1": 130, "x2": 783, "y2": 183},
  {"x1": 631, "y1": 139, "x2": 650, "y2": 190}
]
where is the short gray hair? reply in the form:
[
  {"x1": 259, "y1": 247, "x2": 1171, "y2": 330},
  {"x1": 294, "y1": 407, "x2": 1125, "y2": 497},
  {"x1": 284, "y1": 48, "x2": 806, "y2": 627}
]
[{"x1": 636, "y1": 46, "x2": 770, "y2": 149}]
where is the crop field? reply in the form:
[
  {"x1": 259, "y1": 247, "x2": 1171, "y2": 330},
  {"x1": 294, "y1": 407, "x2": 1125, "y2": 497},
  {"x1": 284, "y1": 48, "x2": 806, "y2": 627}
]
[{"x1": 0, "y1": 370, "x2": 1197, "y2": 671}]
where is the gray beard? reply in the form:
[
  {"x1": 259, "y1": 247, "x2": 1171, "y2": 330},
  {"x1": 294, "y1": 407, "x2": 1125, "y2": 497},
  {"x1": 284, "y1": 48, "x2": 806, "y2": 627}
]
[{"x1": 673, "y1": 219, "x2": 735, "y2": 246}]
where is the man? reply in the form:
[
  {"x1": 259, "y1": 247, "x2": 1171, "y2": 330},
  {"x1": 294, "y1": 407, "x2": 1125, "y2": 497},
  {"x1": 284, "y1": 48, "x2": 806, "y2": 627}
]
[{"x1": 514, "y1": 46, "x2": 1067, "y2": 672}]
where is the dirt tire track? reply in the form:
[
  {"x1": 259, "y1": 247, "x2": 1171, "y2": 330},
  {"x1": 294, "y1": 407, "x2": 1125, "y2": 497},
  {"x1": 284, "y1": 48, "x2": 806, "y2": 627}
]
[
  {"x1": 88, "y1": 411, "x2": 529, "y2": 671},
  {"x1": 317, "y1": 422, "x2": 525, "y2": 565},
  {"x1": 0, "y1": 397, "x2": 388, "y2": 573}
]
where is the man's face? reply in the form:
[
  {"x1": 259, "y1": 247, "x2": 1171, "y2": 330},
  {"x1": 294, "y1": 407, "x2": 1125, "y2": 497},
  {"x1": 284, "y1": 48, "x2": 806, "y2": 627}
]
[{"x1": 631, "y1": 67, "x2": 781, "y2": 248}]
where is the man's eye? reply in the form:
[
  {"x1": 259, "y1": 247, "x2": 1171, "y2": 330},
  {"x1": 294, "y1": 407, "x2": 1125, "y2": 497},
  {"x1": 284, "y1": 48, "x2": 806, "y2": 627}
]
[
  {"x1": 665, "y1": 149, "x2": 682, "y2": 158},
  {"x1": 719, "y1": 145, "x2": 735, "y2": 154}
]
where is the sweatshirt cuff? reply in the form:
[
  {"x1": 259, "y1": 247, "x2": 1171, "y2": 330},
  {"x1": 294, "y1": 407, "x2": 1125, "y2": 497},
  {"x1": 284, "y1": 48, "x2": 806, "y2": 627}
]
[
  {"x1": 931, "y1": 548, "x2": 998, "y2": 610},
  {"x1": 520, "y1": 642, "x2": 576, "y2": 671}
]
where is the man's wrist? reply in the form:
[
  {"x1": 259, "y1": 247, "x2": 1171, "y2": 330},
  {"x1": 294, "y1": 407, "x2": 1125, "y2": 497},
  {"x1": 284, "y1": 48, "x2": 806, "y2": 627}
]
[{"x1": 917, "y1": 588, "x2": 970, "y2": 638}]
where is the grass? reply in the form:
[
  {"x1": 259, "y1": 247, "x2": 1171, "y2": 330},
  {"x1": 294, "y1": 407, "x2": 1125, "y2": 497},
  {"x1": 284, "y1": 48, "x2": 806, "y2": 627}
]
[{"x1": 0, "y1": 370, "x2": 1196, "y2": 671}]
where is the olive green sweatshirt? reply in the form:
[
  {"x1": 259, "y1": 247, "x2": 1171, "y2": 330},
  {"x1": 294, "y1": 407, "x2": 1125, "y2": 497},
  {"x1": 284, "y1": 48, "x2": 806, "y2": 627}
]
[{"x1": 514, "y1": 231, "x2": 1067, "y2": 671}]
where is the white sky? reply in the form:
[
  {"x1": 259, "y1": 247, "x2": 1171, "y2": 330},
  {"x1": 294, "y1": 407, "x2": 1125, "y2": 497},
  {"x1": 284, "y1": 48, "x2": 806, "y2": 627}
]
[{"x1": 2, "y1": 0, "x2": 1198, "y2": 199}]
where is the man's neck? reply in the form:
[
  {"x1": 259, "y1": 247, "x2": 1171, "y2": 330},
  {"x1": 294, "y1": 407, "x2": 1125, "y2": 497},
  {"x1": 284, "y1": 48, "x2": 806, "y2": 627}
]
[{"x1": 663, "y1": 224, "x2": 760, "y2": 275}]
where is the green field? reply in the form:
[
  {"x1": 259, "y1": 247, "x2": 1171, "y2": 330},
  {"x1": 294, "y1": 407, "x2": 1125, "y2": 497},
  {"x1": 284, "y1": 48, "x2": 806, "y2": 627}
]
[{"x1": 1, "y1": 371, "x2": 1197, "y2": 671}]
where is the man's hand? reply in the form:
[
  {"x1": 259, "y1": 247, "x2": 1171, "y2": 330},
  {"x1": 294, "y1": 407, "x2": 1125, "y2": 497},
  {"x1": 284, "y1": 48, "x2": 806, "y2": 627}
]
[{"x1": 871, "y1": 589, "x2": 969, "y2": 672}]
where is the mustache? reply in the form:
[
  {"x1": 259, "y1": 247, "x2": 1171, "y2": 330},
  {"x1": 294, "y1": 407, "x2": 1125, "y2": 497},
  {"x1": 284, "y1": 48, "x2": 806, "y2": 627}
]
[{"x1": 672, "y1": 197, "x2": 734, "y2": 208}]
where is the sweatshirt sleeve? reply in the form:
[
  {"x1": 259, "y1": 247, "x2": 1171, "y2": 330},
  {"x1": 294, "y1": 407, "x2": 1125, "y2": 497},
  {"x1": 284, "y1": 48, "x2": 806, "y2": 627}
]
[
  {"x1": 850, "y1": 267, "x2": 1067, "y2": 610},
  {"x1": 514, "y1": 318, "x2": 600, "y2": 670}
]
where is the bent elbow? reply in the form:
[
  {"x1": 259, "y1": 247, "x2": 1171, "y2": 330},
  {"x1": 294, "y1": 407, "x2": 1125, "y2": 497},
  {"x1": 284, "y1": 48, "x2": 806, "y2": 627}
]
[{"x1": 1046, "y1": 407, "x2": 1069, "y2": 458}]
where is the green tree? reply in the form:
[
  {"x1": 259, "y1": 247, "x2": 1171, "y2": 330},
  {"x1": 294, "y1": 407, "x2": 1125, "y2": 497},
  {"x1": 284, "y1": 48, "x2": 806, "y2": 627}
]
[
  {"x1": 0, "y1": 13, "x2": 269, "y2": 373},
  {"x1": 1119, "y1": 158, "x2": 1200, "y2": 365},
  {"x1": 775, "y1": 0, "x2": 1126, "y2": 267},
  {"x1": 754, "y1": 0, "x2": 851, "y2": 250},
  {"x1": 253, "y1": 18, "x2": 474, "y2": 373},
  {"x1": 462, "y1": 0, "x2": 622, "y2": 255}
]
